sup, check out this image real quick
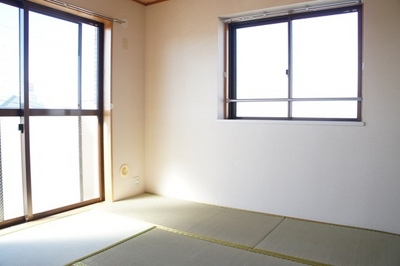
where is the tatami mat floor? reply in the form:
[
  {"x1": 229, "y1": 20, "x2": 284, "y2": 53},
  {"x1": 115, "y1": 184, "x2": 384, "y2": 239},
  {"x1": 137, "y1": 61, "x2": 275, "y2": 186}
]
[{"x1": 1, "y1": 193, "x2": 400, "y2": 266}]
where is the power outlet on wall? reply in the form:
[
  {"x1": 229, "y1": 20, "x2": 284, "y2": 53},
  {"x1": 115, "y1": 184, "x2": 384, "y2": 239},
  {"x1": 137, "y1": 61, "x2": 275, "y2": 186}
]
[{"x1": 132, "y1": 176, "x2": 139, "y2": 188}]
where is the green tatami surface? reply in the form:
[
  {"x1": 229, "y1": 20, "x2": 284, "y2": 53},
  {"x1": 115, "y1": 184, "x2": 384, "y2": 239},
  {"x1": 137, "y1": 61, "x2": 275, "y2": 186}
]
[{"x1": 1, "y1": 193, "x2": 400, "y2": 266}]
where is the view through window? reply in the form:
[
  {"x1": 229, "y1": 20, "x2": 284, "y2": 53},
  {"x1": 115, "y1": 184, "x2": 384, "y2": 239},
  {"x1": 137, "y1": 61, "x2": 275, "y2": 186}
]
[
  {"x1": 227, "y1": 5, "x2": 362, "y2": 121},
  {"x1": 0, "y1": 1, "x2": 104, "y2": 226}
]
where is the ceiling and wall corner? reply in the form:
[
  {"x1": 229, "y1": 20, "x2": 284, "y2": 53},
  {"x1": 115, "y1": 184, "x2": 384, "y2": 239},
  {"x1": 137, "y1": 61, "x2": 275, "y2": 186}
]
[{"x1": 131, "y1": 0, "x2": 168, "y2": 6}]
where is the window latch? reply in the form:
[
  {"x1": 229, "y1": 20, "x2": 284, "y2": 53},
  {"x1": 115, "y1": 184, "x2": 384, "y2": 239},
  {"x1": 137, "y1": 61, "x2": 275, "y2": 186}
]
[{"x1": 18, "y1": 123, "x2": 24, "y2": 133}]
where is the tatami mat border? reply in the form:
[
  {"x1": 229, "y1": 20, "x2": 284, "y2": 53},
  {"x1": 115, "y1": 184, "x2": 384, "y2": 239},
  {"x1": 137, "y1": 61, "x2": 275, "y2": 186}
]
[
  {"x1": 66, "y1": 226, "x2": 157, "y2": 266},
  {"x1": 59, "y1": 193, "x2": 400, "y2": 265},
  {"x1": 67, "y1": 223, "x2": 330, "y2": 266},
  {"x1": 156, "y1": 225, "x2": 331, "y2": 266},
  {"x1": 66, "y1": 222, "x2": 331, "y2": 266}
]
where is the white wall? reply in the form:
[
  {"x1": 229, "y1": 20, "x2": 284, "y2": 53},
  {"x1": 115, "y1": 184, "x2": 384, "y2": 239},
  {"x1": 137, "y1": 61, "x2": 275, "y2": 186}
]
[
  {"x1": 108, "y1": 0, "x2": 146, "y2": 200},
  {"x1": 144, "y1": 0, "x2": 400, "y2": 234}
]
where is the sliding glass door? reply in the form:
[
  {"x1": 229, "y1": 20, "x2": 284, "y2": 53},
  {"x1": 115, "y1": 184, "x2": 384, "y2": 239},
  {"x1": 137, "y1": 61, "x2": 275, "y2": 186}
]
[
  {"x1": 0, "y1": 1, "x2": 24, "y2": 225},
  {"x1": 0, "y1": 1, "x2": 104, "y2": 227}
]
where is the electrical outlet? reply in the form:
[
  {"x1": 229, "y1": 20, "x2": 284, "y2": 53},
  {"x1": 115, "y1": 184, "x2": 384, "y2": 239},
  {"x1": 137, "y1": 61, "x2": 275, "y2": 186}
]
[{"x1": 132, "y1": 176, "x2": 139, "y2": 187}]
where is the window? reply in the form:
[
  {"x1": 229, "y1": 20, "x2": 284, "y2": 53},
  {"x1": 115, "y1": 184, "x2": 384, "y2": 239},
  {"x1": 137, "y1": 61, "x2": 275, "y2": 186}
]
[
  {"x1": 0, "y1": 0, "x2": 104, "y2": 226},
  {"x1": 226, "y1": 4, "x2": 362, "y2": 121}
]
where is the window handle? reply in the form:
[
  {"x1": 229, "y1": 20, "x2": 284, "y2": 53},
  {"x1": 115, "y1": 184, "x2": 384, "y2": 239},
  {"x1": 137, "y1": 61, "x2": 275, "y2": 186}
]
[{"x1": 18, "y1": 124, "x2": 24, "y2": 133}]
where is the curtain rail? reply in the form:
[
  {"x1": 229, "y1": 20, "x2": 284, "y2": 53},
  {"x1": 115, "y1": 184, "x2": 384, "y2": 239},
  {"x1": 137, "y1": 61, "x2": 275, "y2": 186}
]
[
  {"x1": 43, "y1": 0, "x2": 125, "y2": 24},
  {"x1": 223, "y1": 0, "x2": 362, "y2": 23}
]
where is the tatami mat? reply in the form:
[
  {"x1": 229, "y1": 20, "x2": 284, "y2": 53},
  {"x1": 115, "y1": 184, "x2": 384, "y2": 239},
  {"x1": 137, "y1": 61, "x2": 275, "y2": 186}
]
[
  {"x1": 98, "y1": 193, "x2": 284, "y2": 247},
  {"x1": 97, "y1": 194, "x2": 400, "y2": 266},
  {"x1": 77, "y1": 228, "x2": 302, "y2": 266},
  {"x1": 255, "y1": 218, "x2": 400, "y2": 266},
  {"x1": 0, "y1": 209, "x2": 153, "y2": 266},
  {"x1": 2, "y1": 193, "x2": 400, "y2": 266}
]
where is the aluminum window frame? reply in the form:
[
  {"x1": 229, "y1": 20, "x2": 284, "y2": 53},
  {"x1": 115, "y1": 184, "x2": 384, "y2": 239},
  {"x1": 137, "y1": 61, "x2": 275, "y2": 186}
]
[
  {"x1": 226, "y1": 5, "x2": 363, "y2": 122},
  {"x1": 0, "y1": 0, "x2": 105, "y2": 228}
]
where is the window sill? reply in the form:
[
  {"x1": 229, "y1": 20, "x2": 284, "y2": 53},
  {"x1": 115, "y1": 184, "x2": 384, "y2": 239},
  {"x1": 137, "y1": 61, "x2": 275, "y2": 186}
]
[{"x1": 217, "y1": 119, "x2": 365, "y2": 127}]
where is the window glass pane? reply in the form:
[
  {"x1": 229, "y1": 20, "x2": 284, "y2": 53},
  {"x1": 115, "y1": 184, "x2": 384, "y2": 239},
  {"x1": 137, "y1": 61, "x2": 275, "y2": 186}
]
[
  {"x1": 0, "y1": 3, "x2": 20, "y2": 109},
  {"x1": 292, "y1": 12, "x2": 359, "y2": 98},
  {"x1": 82, "y1": 24, "x2": 99, "y2": 109},
  {"x1": 292, "y1": 101, "x2": 358, "y2": 119},
  {"x1": 236, "y1": 102, "x2": 288, "y2": 117},
  {"x1": 0, "y1": 117, "x2": 24, "y2": 221},
  {"x1": 236, "y1": 23, "x2": 288, "y2": 99},
  {"x1": 81, "y1": 116, "x2": 99, "y2": 200},
  {"x1": 30, "y1": 116, "x2": 99, "y2": 213},
  {"x1": 29, "y1": 11, "x2": 79, "y2": 109},
  {"x1": 229, "y1": 6, "x2": 361, "y2": 120}
]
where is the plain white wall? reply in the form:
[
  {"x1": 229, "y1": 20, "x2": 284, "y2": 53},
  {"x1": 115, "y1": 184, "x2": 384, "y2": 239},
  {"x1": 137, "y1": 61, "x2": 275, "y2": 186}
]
[
  {"x1": 108, "y1": 0, "x2": 146, "y2": 200},
  {"x1": 144, "y1": 0, "x2": 400, "y2": 234}
]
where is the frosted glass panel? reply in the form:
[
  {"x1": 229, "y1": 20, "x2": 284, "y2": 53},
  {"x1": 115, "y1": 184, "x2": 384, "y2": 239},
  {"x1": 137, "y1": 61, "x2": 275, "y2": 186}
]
[
  {"x1": 81, "y1": 116, "x2": 100, "y2": 200},
  {"x1": 0, "y1": 117, "x2": 24, "y2": 221},
  {"x1": 0, "y1": 3, "x2": 20, "y2": 109},
  {"x1": 292, "y1": 101, "x2": 358, "y2": 119},
  {"x1": 237, "y1": 102, "x2": 288, "y2": 118},
  {"x1": 30, "y1": 116, "x2": 99, "y2": 213}
]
